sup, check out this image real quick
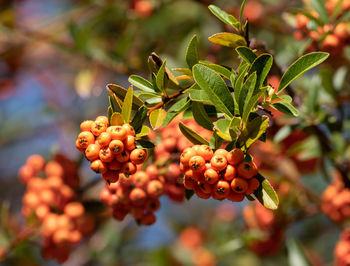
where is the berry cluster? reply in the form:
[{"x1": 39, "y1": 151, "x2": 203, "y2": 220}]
[
  {"x1": 335, "y1": 229, "x2": 350, "y2": 266},
  {"x1": 20, "y1": 156, "x2": 95, "y2": 263},
  {"x1": 180, "y1": 145, "x2": 261, "y2": 201},
  {"x1": 100, "y1": 171, "x2": 164, "y2": 226},
  {"x1": 76, "y1": 116, "x2": 147, "y2": 183},
  {"x1": 322, "y1": 175, "x2": 350, "y2": 222}
]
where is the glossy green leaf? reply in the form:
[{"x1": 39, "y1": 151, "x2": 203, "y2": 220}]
[
  {"x1": 136, "y1": 139, "x2": 155, "y2": 149},
  {"x1": 272, "y1": 101, "x2": 299, "y2": 116},
  {"x1": 121, "y1": 86, "x2": 133, "y2": 123},
  {"x1": 110, "y1": 112, "x2": 124, "y2": 126},
  {"x1": 128, "y1": 75, "x2": 154, "y2": 93},
  {"x1": 109, "y1": 95, "x2": 121, "y2": 113},
  {"x1": 277, "y1": 52, "x2": 329, "y2": 93},
  {"x1": 107, "y1": 84, "x2": 143, "y2": 110},
  {"x1": 193, "y1": 64, "x2": 235, "y2": 117},
  {"x1": 208, "y1": 5, "x2": 239, "y2": 29},
  {"x1": 136, "y1": 125, "x2": 151, "y2": 137},
  {"x1": 242, "y1": 89, "x2": 264, "y2": 124},
  {"x1": 189, "y1": 86, "x2": 213, "y2": 105},
  {"x1": 186, "y1": 35, "x2": 199, "y2": 69},
  {"x1": 249, "y1": 54, "x2": 273, "y2": 91},
  {"x1": 173, "y1": 67, "x2": 192, "y2": 76},
  {"x1": 239, "y1": 0, "x2": 247, "y2": 24},
  {"x1": 156, "y1": 60, "x2": 167, "y2": 92},
  {"x1": 236, "y1": 46, "x2": 257, "y2": 64},
  {"x1": 238, "y1": 115, "x2": 269, "y2": 148},
  {"x1": 214, "y1": 118, "x2": 232, "y2": 141},
  {"x1": 238, "y1": 72, "x2": 257, "y2": 116},
  {"x1": 179, "y1": 122, "x2": 209, "y2": 145},
  {"x1": 254, "y1": 174, "x2": 279, "y2": 210},
  {"x1": 130, "y1": 106, "x2": 148, "y2": 134},
  {"x1": 287, "y1": 238, "x2": 312, "y2": 266},
  {"x1": 199, "y1": 61, "x2": 232, "y2": 79},
  {"x1": 149, "y1": 108, "x2": 167, "y2": 129},
  {"x1": 208, "y1": 32, "x2": 247, "y2": 48},
  {"x1": 107, "y1": 106, "x2": 113, "y2": 125},
  {"x1": 192, "y1": 102, "x2": 214, "y2": 130},
  {"x1": 210, "y1": 131, "x2": 224, "y2": 150},
  {"x1": 163, "y1": 97, "x2": 190, "y2": 126}
]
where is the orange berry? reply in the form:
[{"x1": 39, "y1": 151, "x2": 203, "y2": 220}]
[
  {"x1": 130, "y1": 149, "x2": 148, "y2": 165},
  {"x1": 129, "y1": 188, "x2": 147, "y2": 206},
  {"x1": 95, "y1": 115, "x2": 109, "y2": 125},
  {"x1": 116, "y1": 150, "x2": 130, "y2": 163},
  {"x1": 108, "y1": 160, "x2": 122, "y2": 171},
  {"x1": 122, "y1": 124, "x2": 135, "y2": 136},
  {"x1": 119, "y1": 173, "x2": 133, "y2": 188},
  {"x1": 146, "y1": 165, "x2": 159, "y2": 180},
  {"x1": 231, "y1": 178, "x2": 248, "y2": 194},
  {"x1": 197, "y1": 145, "x2": 213, "y2": 161},
  {"x1": 245, "y1": 178, "x2": 260, "y2": 195},
  {"x1": 97, "y1": 132, "x2": 111, "y2": 147},
  {"x1": 124, "y1": 135, "x2": 136, "y2": 151},
  {"x1": 193, "y1": 183, "x2": 211, "y2": 199},
  {"x1": 18, "y1": 164, "x2": 34, "y2": 183},
  {"x1": 121, "y1": 162, "x2": 137, "y2": 175},
  {"x1": 80, "y1": 120, "x2": 94, "y2": 132},
  {"x1": 68, "y1": 230, "x2": 82, "y2": 245},
  {"x1": 130, "y1": 207, "x2": 144, "y2": 219},
  {"x1": 227, "y1": 191, "x2": 245, "y2": 202},
  {"x1": 145, "y1": 198, "x2": 160, "y2": 212},
  {"x1": 210, "y1": 154, "x2": 227, "y2": 171},
  {"x1": 214, "y1": 149, "x2": 228, "y2": 157},
  {"x1": 163, "y1": 138, "x2": 177, "y2": 152},
  {"x1": 23, "y1": 191, "x2": 40, "y2": 208},
  {"x1": 198, "y1": 181, "x2": 213, "y2": 194},
  {"x1": 99, "y1": 148, "x2": 114, "y2": 163},
  {"x1": 57, "y1": 214, "x2": 74, "y2": 230},
  {"x1": 204, "y1": 168, "x2": 219, "y2": 184},
  {"x1": 102, "y1": 170, "x2": 119, "y2": 183},
  {"x1": 147, "y1": 180, "x2": 164, "y2": 198},
  {"x1": 132, "y1": 171, "x2": 149, "y2": 188},
  {"x1": 223, "y1": 164, "x2": 236, "y2": 181},
  {"x1": 100, "y1": 188, "x2": 111, "y2": 204},
  {"x1": 85, "y1": 144, "x2": 100, "y2": 161},
  {"x1": 141, "y1": 212, "x2": 156, "y2": 226},
  {"x1": 108, "y1": 126, "x2": 127, "y2": 141},
  {"x1": 45, "y1": 161, "x2": 64, "y2": 177},
  {"x1": 40, "y1": 188, "x2": 56, "y2": 205},
  {"x1": 180, "y1": 148, "x2": 197, "y2": 167},
  {"x1": 53, "y1": 228, "x2": 70, "y2": 245},
  {"x1": 237, "y1": 161, "x2": 258, "y2": 179},
  {"x1": 26, "y1": 154, "x2": 45, "y2": 173},
  {"x1": 35, "y1": 204, "x2": 50, "y2": 220},
  {"x1": 77, "y1": 131, "x2": 95, "y2": 149},
  {"x1": 213, "y1": 180, "x2": 230, "y2": 199},
  {"x1": 91, "y1": 121, "x2": 107, "y2": 136},
  {"x1": 183, "y1": 175, "x2": 195, "y2": 189},
  {"x1": 90, "y1": 159, "x2": 107, "y2": 174},
  {"x1": 109, "y1": 140, "x2": 124, "y2": 155},
  {"x1": 189, "y1": 156, "x2": 206, "y2": 172},
  {"x1": 227, "y1": 148, "x2": 244, "y2": 165}
]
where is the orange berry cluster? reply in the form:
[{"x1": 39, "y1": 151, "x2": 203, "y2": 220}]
[
  {"x1": 322, "y1": 182, "x2": 350, "y2": 222},
  {"x1": 243, "y1": 202, "x2": 284, "y2": 256},
  {"x1": 76, "y1": 116, "x2": 147, "y2": 183},
  {"x1": 180, "y1": 145, "x2": 261, "y2": 201},
  {"x1": 335, "y1": 228, "x2": 350, "y2": 266},
  {"x1": 294, "y1": 12, "x2": 350, "y2": 54},
  {"x1": 100, "y1": 171, "x2": 164, "y2": 226},
  {"x1": 20, "y1": 156, "x2": 95, "y2": 263},
  {"x1": 146, "y1": 163, "x2": 186, "y2": 203}
]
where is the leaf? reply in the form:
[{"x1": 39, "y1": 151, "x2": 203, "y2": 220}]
[
  {"x1": 173, "y1": 67, "x2": 192, "y2": 76},
  {"x1": 179, "y1": 122, "x2": 209, "y2": 145},
  {"x1": 193, "y1": 64, "x2": 235, "y2": 117},
  {"x1": 121, "y1": 86, "x2": 133, "y2": 123},
  {"x1": 214, "y1": 118, "x2": 232, "y2": 141},
  {"x1": 107, "y1": 106, "x2": 113, "y2": 124},
  {"x1": 128, "y1": 75, "x2": 155, "y2": 93},
  {"x1": 254, "y1": 174, "x2": 279, "y2": 210},
  {"x1": 163, "y1": 97, "x2": 190, "y2": 126},
  {"x1": 242, "y1": 89, "x2": 264, "y2": 124},
  {"x1": 320, "y1": 68, "x2": 335, "y2": 98},
  {"x1": 192, "y1": 102, "x2": 214, "y2": 130},
  {"x1": 277, "y1": 52, "x2": 329, "y2": 93},
  {"x1": 239, "y1": 0, "x2": 248, "y2": 24},
  {"x1": 199, "y1": 60, "x2": 232, "y2": 79},
  {"x1": 272, "y1": 101, "x2": 299, "y2": 116},
  {"x1": 236, "y1": 46, "x2": 257, "y2": 64},
  {"x1": 149, "y1": 108, "x2": 167, "y2": 129},
  {"x1": 238, "y1": 72, "x2": 257, "y2": 116},
  {"x1": 287, "y1": 238, "x2": 312, "y2": 266},
  {"x1": 248, "y1": 54, "x2": 273, "y2": 91},
  {"x1": 238, "y1": 115, "x2": 269, "y2": 148},
  {"x1": 310, "y1": 0, "x2": 329, "y2": 23},
  {"x1": 136, "y1": 139, "x2": 155, "y2": 149},
  {"x1": 186, "y1": 35, "x2": 199, "y2": 69},
  {"x1": 208, "y1": 5, "x2": 239, "y2": 29},
  {"x1": 130, "y1": 106, "x2": 148, "y2": 133},
  {"x1": 185, "y1": 189, "x2": 194, "y2": 200},
  {"x1": 110, "y1": 112, "x2": 124, "y2": 126},
  {"x1": 109, "y1": 95, "x2": 121, "y2": 113},
  {"x1": 189, "y1": 85, "x2": 213, "y2": 105},
  {"x1": 156, "y1": 60, "x2": 167, "y2": 92},
  {"x1": 210, "y1": 131, "x2": 224, "y2": 150},
  {"x1": 107, "y1": 84, "x2": 143, "y2": 110},
  {"x1": 208, "y1": 32, "x2": 247, "y2": 48},
  {"x1": 136, "y1": 125, "x2": 151, "y2": 137}
]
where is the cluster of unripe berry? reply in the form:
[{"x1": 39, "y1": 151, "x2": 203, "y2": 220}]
[
  {"x1": 20, "y1": 155, "x2": 95, "y2": 263},
  {"x1": 100, "y1": 171, "x2": 164, "y2": 226},
  {"x1": 335, "y1": 228, "x2": 350, "y2": 266},
  {"x1": 322, "y1": 174, "x2": 350, "y2": 222},
  {"x1": 180, "y1": 145, "x2": 261, "y2": 201},
  {"x1": 76, "y1": 116, "x2": 147, "y2": 183}
]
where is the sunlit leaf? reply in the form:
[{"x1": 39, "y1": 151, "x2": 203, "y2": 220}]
[
  {"x1": 179, "y1": 122, "x2": 209, "y2": 145},
  {"x1": 149, "y1": 108, "x2": 167, "y2": 129},
  {"x1": 208, "y1": 32, "x2": 247, "y2": 48}
]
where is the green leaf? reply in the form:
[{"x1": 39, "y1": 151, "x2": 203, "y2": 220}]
[
  {"x1": 272, "y1": 101, "x2": 299, "y2": 116},
  {"x1": 242, "y1": 89, "x2": 264, "y2": 124},
  {"x1": 287, "y1": 238, "x2": 312, "y2": 266},
  {"x1": 310, "y1": 0, "x2": 329, "y2": 23},
  {"x1": 192, "y1": 102, "x2": 214, "y2": 130},
  {"x1": 163, "y1": 97, "x2": 190, "y2": 126},
  {"x1": 254, "y1": 174, "x2": 279, "y2": 210},
  {"x1": 238, "y1": 115, "x2": 269, "y2": 148},
  {"x1": 239, "y1": 0, "x2": 247, "y2": 24},
  {"x1": 208, "y1": 5, "x2": 239, "y2": 29},
  {"x1": 136, "y1": 139, "x2": 155, "y2": 149},
  {"x1": 277, "y1": 52, "x2": 329, "y2": 93},
  {"x1": 214, "y1": 118, "x2": 232, "y2": 141},
  {"x1": 306, "y1": 84, "x2": 318, "y2": 114},
  {"x1": 110, "y1": 112, "x2": 124, "y2": 126},
  {"x1": 238, "y1": 72, "x2": 257, "y2": 116},
  {"x1": 208, "y1": 32, "x2": 247, "y2": 48},
  {"x1": 248, "y1": 54, "x2": 273, "y2": 91},
  {"x1": 130, "y1": 106, "x2": 148, "y2": 134},
  {"x1": 199, "y1": 61, "x2": 232, "y2": 79},
  {"x1": 189, "y1": 85, "x2": 213, "y2": 105},
  {"x1": 173, "y1": 67, "x2": 192, "y2": 76},
  {"x1": 156, "y1": 60, "x2": 167, "y2": 92},
  {"x1": 193, "y1": 64, "x2": 235, "y2": 117},
  {"x1": 320, "y1": 68, "x2": 335, "y2": 98},
  {"x1": 185, "y1": 189, "x2": 194, "y2": 200},
  {"x1": 179, "y1": 122, "x2": 209, "y2": 145},
  {"x1": 121, "y1": 86, "x2": 133, "y2": 123},
  {"x1": 109, "y1": 95, "x2": 121, "y2": 113},
  {"x1": 236, "y1": 46, "x2": 257, "y2": 64},
  {"x1": 210, "y1": 131, "x2": 224, "y2": 150},
  {"x1": 128, "y1": 75, "x2": 155, "y2": 93},
  {"x1": 107, "y1": 106, "x2": 113, "y2": 124},
  {"x1": 107, "y1": 84, "x2": 143, "y2": 110},
  {"x1": 136, "y1": 125, "x2": 151, "y2": 137},
  {"x1": 149, "y1": 108, "x2": 167, "y2": 129},
  {"x1": 186, "y1": 35, "x2": 199, "y2": 69}
]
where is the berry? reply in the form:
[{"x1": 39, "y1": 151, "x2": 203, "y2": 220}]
[
  {"x1": 237, "y1": 161, "x2": 258, "y2": 179},
  {"x1": 210, "y1": 154, "x2": 227, "y2": 171},
  {"x1": 227, "y1": 148, "x2": 244, "y2": 165},
  {"x1": 130, "y1": 149, "x2": 148, "y2": 165},
  {"x1": 231, "y1": 178, "x2": 249, "y2": 194}
]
